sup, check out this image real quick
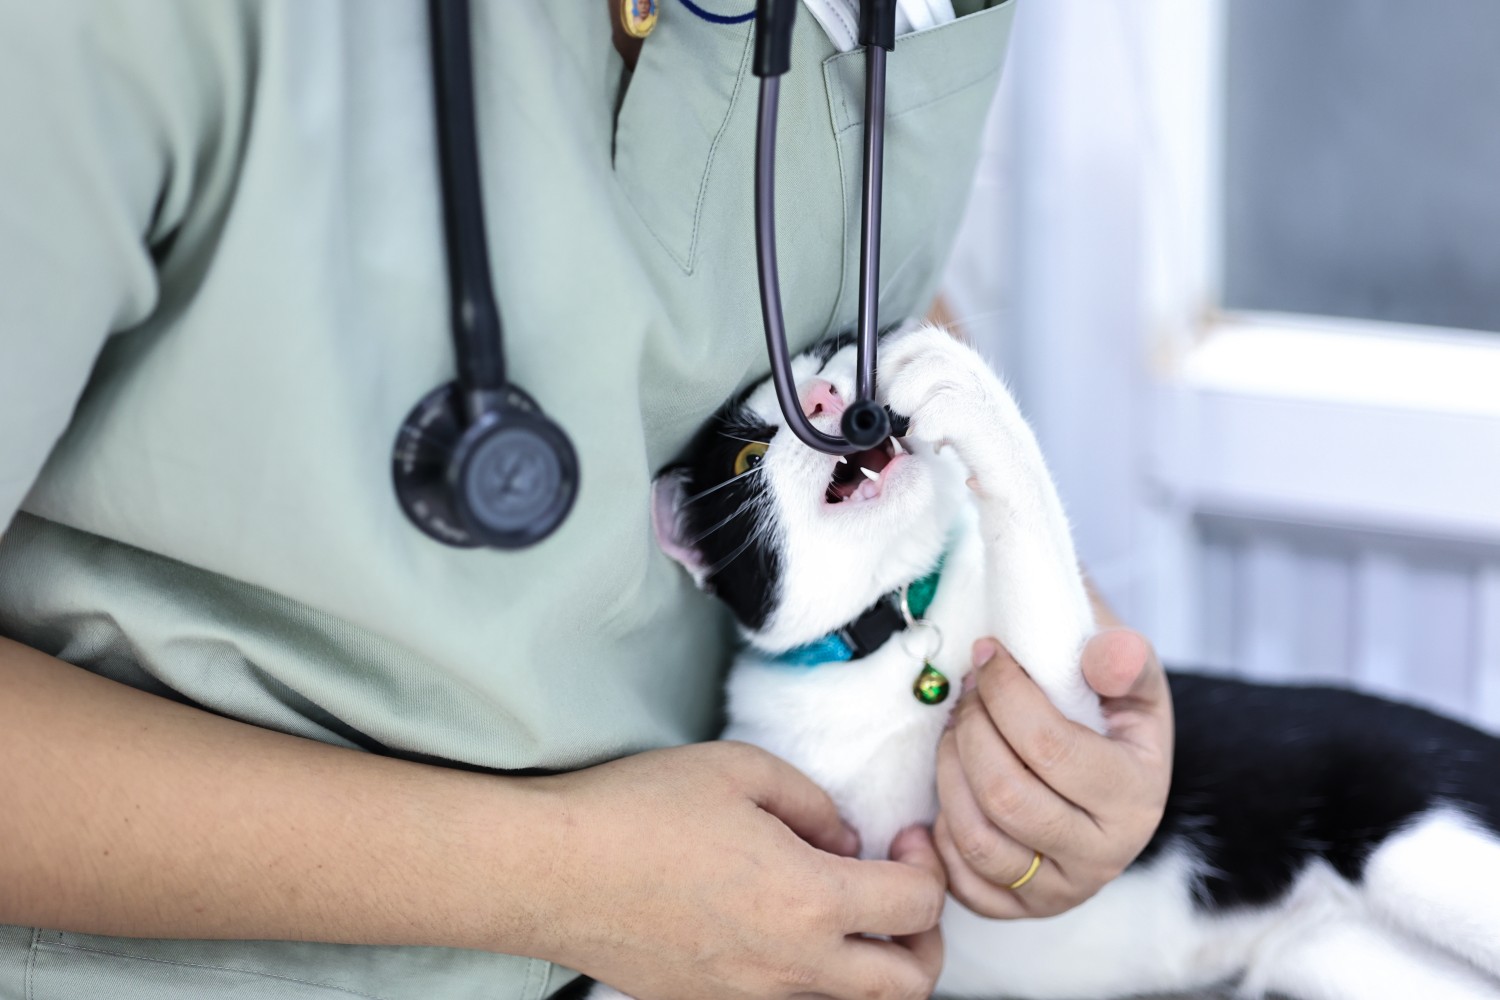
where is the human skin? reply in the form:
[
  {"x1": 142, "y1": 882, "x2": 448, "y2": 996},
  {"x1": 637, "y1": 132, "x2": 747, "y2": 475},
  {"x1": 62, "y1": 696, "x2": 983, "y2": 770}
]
[
  {"x1": 935, "y1": 617, "x2": 1176, "y2": 919},
  {"x1": 0, "y1": 636, "x2": 946, "y2": 1000}
]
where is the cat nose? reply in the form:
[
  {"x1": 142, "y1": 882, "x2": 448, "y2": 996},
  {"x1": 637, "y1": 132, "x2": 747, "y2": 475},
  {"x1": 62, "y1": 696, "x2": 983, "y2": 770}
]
[{"x1": 801, "y1": 379, "x2": 845, "y2": 419}]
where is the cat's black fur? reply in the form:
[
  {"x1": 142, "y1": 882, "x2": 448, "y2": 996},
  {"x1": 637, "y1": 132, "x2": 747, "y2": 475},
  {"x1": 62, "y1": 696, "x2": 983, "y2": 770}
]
[
  {"x1": 1146, "y1": 671, "x2": 1500, "y2": 910},
  {"x1": 670, "y1": 397, "x2": 781, "y2": 630},
  {"x1": 632, "y1": 329, "x2": 1500, "y2": 998},
  {"x1": 674, "y1": 385, "x2": 1500, "y2": 925}
]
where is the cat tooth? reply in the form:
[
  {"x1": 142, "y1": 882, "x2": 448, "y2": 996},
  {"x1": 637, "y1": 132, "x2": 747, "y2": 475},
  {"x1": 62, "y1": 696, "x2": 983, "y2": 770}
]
[
  {"x1": 890, "y1": 438, "x2": 905, "y2": 455},
  {"x1": 836, "y1": 455, "x2": 848, "y2": 465},
  {"x1": 860, "y1": 466, "x2": 880, "y2": 482}
]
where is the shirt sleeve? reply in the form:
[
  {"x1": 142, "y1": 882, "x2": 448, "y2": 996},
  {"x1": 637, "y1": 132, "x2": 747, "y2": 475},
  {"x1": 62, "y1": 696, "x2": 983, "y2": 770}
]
[{"x1": 0, "y1": 0, "x2": 232, "y2": 529}]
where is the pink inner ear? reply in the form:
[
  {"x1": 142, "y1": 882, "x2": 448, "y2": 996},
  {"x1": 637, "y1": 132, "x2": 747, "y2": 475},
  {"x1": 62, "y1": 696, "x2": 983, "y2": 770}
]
[{"x1": 651, "y1": 473, "x2": 710, "y2": 584}]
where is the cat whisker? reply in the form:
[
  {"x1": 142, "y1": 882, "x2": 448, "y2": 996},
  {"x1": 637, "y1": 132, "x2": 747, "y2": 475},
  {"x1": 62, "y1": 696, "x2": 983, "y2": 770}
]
[
  {"x1": 936, "y1": 307, "x2": 1009, "y2": 336},
  {"x1": 681, "y1": 466, "x2": 765, "y2": 506},
  {"x1": 717, "y1": 431, "x2": 767, "y2": 446},
  {"x1": 689, "y1": 495, "x2": 760, "y2": 546},
  {"x1": 702, "y1": 503, "x2": 774, "y2": 578}
]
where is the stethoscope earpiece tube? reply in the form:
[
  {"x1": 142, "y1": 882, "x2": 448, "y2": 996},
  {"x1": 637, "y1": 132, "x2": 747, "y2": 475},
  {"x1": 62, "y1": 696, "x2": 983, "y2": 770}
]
[
  {"x1": 753, "y1": 0, "x2": 799, "y2": 76},
  {"x1": 753, "y1": 0, "x2": 898, "y2": 455},
  {"x1": 859, "y1": 0, "x2": 899, "y2": 49},
  {"x1": 854, "y1": 43, "x2": 887, "y2": 415}
]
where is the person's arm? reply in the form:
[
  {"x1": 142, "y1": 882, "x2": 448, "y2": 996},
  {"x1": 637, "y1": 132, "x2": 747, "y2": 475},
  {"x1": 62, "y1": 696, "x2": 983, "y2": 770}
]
[
  {"x1": 2, "y1": 633, "x2": 560, "y2": 949},
  {"x1": 1, "y1": 636, "x2": 948, "y2": 999}
]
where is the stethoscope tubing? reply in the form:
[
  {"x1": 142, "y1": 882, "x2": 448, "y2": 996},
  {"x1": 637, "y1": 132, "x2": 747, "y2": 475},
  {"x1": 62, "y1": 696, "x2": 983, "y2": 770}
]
[
  {"x1": 755, "y1": 60, "x2": 892, "y2": 454},
  {"x1": 429, "y1": 0, "x2": 508, "y2": 421},
  {"x1": 855, "y1": 44, "x2": 887, "y2": 406},
  {"x1": 397, "y1": 0, "x2": 898, "y2": 549},
  {"x1": 753, "y1": 76, "x2": 853, "y2": 455}
]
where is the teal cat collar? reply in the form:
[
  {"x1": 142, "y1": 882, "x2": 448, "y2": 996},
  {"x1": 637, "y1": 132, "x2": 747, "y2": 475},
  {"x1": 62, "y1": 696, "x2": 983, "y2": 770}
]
[{"x1": 772, "y1": 559, "x2": 943, "y2": 667}]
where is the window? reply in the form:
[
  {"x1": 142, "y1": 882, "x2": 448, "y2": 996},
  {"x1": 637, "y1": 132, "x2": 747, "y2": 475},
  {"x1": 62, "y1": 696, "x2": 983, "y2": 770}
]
[
  {"x1": 950, "y1": 0, "x2": 1500, "y2": 726},
  {"x1": 1224, "y1": 0, "x2": 1500, "y2": 334}
]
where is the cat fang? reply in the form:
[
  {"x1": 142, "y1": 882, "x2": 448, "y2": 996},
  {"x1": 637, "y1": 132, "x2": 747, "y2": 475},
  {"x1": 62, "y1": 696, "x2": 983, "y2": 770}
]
[{"x1": 825, "y1": 436, "x2": 905, "y2": 505}]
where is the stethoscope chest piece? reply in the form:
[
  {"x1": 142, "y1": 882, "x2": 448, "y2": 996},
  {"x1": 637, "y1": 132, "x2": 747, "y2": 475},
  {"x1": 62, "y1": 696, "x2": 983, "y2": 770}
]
[
  {"x1": 394, "y1": 0, "x2": 580, "y2": 551},
  {"x1": 395, "y1": 0, "x2": 903, "y2": 550},
  {"x1": 393, "y1": 382, "x2": 579, "y2": 549}
]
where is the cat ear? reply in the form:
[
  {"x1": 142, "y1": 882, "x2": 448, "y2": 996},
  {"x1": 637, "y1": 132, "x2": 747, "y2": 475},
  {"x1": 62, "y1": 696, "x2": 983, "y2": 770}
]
[{"x1": 651, "y1": 470, "x2": 712, "y2": 589}]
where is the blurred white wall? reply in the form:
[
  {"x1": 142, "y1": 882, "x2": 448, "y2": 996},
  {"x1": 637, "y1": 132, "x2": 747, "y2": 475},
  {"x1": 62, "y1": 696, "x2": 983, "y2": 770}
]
[{"x1": 942, "y1": 0, "x2": 1500, "y2": 730}]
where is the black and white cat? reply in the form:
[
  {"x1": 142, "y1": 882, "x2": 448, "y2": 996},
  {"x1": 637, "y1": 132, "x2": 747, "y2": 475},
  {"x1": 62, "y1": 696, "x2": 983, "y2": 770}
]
[{"x1": 595, "y1": 324, "x2": 1500, "y2": 1000}]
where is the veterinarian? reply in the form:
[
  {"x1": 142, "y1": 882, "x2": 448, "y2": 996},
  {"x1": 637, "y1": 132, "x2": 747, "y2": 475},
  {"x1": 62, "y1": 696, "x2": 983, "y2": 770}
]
[{"x1": 0, "y1": 3, "x2": 1172, "y2": 999}]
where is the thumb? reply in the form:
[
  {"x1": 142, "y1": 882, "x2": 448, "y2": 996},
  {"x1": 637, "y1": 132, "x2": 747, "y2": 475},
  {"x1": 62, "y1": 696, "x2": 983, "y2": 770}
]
[
  {"x1": 888, "y1": 825, "x2": 948, "y2": 973},
  {"x1": 1080, "y1": 628, "x2": 1155, "y2": 700},
  {"x1": 890, "y1": 826, "x2": 946, "y2": 887}
]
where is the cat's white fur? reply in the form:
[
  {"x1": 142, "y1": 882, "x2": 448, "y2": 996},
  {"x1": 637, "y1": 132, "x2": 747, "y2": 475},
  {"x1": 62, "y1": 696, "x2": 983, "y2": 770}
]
[
  {"x1": 722, "y1": 326, "x2": 1104, "y2": 863},
  {"x1": 590, "y1": 325, "x2": 1500, "y2": 1000}
]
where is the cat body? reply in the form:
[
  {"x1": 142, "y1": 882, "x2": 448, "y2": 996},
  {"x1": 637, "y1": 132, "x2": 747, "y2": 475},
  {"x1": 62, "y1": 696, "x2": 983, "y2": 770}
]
[
  {"x1": 594, "y1": 325, "x2": 1500, "y2": 1000},
  {"x1": 720, "y1": 500, "x2": 987, "y2": 864}
]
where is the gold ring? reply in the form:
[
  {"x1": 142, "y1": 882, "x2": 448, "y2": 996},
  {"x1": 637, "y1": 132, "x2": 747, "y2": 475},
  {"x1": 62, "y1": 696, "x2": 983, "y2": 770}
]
[{"x1": 1008, "y1": 850, "x2": 1043, "y2": 890}]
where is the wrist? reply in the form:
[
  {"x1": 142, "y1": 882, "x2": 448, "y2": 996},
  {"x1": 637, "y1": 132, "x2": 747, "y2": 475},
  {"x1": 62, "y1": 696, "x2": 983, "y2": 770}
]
[{"x1": 432, "y1": 770, "x2": 574, "y2": 959}]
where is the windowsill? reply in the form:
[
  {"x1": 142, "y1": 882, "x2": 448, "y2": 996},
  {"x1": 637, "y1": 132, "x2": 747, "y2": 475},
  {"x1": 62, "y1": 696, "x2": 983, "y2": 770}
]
[
  {"x1": 1151, "y1": 310, "x2": 1500, "y2": 546},
  {"x1": 1182, "y1": 312, "x2": 1500, "y2": 420}
]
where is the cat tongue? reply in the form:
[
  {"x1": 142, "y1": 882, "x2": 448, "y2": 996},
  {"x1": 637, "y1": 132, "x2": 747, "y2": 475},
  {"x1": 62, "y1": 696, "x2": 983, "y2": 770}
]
[
  {"x1": 827, "y1": 443, "x2": 892, "y2": 502},
  {"x1": 859, "y1": 446, "x2": 893, "y2": 475}
]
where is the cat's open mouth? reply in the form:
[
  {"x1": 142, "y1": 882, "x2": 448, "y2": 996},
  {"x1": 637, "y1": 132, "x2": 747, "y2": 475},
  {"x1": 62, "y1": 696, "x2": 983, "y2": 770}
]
[{"x1": 824, "y1": 437, "x2": 905, "y2": 505}]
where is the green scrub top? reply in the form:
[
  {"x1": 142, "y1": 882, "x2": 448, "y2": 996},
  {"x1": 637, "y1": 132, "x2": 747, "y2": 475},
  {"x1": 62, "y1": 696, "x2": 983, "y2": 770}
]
[{"x1": 0, "y1": 1, "x2": 1015, "y2": 997}]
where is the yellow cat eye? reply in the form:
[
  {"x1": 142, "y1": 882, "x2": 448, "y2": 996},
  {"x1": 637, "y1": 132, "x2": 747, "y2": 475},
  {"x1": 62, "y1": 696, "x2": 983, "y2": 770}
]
[{"x1": 733, "y1": 441, "x2": 770, "y2": 476}]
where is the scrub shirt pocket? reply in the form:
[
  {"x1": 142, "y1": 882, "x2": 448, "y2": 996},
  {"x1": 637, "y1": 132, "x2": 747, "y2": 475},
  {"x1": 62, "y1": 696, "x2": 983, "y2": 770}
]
[
  {"x1": 613, "y1": 10, "x2": 756, "y2": 273},
  {"x1": 821, "y1": 0, "x2": 1018, "y2": 327}
]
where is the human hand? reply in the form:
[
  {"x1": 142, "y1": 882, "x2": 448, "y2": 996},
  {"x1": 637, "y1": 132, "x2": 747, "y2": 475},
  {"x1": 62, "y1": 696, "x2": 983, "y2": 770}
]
[
  {"x1": 534, "y1": 741, "x2": 947, "y2": 1000},
  {"x1": 932, "y1": 630, "x2": 1173, "y2": 918}
]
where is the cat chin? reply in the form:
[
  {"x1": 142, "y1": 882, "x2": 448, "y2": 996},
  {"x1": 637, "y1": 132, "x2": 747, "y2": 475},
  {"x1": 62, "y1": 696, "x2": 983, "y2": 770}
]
[{"x1": 745, "y1": 485, "x2": 964, "y2": 654}]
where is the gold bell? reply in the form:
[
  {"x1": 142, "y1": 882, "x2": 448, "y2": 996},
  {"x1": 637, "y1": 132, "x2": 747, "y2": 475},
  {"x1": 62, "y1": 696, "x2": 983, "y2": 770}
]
[
  {"x1": 913, "y1": 663, "x2": 951, "y2": 706},
  {"x1": 621, "y1": 0, "x2": 658, "y2": 39}
]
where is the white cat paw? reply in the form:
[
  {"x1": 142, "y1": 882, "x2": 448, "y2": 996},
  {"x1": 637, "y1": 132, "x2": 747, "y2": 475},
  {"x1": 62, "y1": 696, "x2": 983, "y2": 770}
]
[
  {"x1": 880, "y1": 325, "x2": 991, "y2": 421},
  {"x1": 879, "y1": 324, "x2": 1031, "y2": 492}
]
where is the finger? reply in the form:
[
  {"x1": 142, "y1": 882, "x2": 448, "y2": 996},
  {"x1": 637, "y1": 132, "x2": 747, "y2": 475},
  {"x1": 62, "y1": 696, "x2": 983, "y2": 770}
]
[
  {"x1": 934, "y1": 725, "x2": 1046, "y2": 883},
  {"x1": 887, "y1": 826, "x2": 947, "y2": 986},
  {"x1": 934, "y1": 816, "x2": 1080, "y2": 921},
  {"x1": 951, "y1": 684, "x2": 1095, "y2": 855},
  {"x1": 830, "y1": 831, "x2": 946, "y2": 938},
  {"x1": 1080, "y1": 628, "x2": 1153, "y2": 699},
  {"x1": 825, "y1": 934, "x2": 942, "y2": 1000},
  {"x1": 932, "y1": 814, "x2": 1024, "y2": 919},
  {"x1": 725, "y1": 741, "x2": 860, "y2": 857},
  {"x1": 889, "y1": 824, "x2": 943, "y2": 872},
  {"x1": 1081, "y1": 630, "x2": 1175, "y2": 757},
  {"x1": 972, "y1": 644, "x2": 1128, "y2": 810}
]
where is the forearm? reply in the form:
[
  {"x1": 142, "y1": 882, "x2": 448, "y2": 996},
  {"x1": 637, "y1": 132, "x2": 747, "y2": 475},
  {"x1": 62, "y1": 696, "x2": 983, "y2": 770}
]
[{"x1": 0, "y1": 636, "x2": 557, "y2": 956}]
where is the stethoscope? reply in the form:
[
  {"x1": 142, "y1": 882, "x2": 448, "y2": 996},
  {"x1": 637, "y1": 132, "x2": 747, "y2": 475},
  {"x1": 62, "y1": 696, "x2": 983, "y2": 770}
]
[{"x1": 393, "y1": 0, "x2": 899, "y2": 549}]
